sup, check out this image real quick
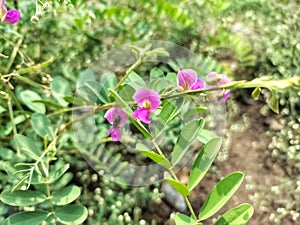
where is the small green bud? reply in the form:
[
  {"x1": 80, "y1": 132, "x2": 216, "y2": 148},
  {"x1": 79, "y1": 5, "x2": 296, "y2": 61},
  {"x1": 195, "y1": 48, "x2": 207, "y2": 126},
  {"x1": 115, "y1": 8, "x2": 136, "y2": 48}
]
[
  {"x1": 30, "y1": 15, "x2": 39, "y2": 23},
  {"x1": 43, "y1": 2, "x2": 51, "y2": 11}
]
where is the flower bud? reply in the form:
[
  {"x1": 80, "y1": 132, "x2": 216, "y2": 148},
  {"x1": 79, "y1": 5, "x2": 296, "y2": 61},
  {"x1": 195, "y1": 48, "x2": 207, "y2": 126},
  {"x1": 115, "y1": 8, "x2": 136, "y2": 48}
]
[
  {"x1": 30, "y1": 15, "x2": 39, "y2": 23},
  {"x1": 176, "y1": 86, "x2": 184, "y2": 93},
  {"x1": 43, "y1": 2, "x2": 51, "y2": 11}
]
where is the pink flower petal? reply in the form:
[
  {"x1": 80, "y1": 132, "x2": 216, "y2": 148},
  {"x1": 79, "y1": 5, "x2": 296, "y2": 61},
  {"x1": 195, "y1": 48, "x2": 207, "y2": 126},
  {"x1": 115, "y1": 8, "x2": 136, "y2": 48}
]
[
  {"x1": 1, "y1": 0, "x2": 7, "y2": 11},
  {"x1": 191, "y1": 78, "x2": 204, "y2": 90},
  {"x1": 3, "y1": 9, "x2": 20, "y2": 24},
  {"x1": 132, "y1": 108, "x2": 151, "y2": 124},
  {"x1": 105, "y1": 127, "x2": 122, "y2": 141},
  {"x1": 219, "y1": 91, "x2": 230, "y2": 103},
  {"x1": 217, "y1": 74, "x2": 231, "y2": 86},
  {"x1": 177, "y1": 69, "x2": 198, "y2": 90},
  {"x1": 104, "y1": 107, "x2": 128, "y2": 126},
  {"x1": 204, "y1": 72, "x2": 231, "y2": 103},
  {"x1": 133, "y1": 88, "x2": 161, "y2": 111},
  {"x1": 111, "y1": 127, "x2": 122, "y2": 141},
  {"x1": 1, "y1": 0, "x2": 20, "y2": 24},
  {"x1": 106, "y1": 127, "x2": 114, "y2": 138}
]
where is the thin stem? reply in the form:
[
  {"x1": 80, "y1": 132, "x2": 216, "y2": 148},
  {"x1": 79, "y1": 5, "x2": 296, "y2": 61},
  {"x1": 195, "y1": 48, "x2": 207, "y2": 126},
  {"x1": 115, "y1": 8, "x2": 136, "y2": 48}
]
[
  {"x1": 151, "y1": 139, "x2": 198, "y2": 221},
  {"x1": 7, "y1": 97, "x2": 19, "y2": 153},
  {"x1": 113, "y1": 56, "x2": 143, "y2": 92},
  {"x1": 112, "y1": 45, "x2": 153, "y2": 93},
  {"x1": 35, "y1": 0, "x2": 39, "y2": 14},
  {"x1": 4, "y1": 38, "x2": 23, "y2": 74}
]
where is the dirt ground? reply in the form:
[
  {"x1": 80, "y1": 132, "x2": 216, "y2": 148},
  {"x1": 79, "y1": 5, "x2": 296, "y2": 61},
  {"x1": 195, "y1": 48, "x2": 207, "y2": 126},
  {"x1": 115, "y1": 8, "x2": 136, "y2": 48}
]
[{"x1": 143, "y1": 101, "x2": 291, "y2": 225}]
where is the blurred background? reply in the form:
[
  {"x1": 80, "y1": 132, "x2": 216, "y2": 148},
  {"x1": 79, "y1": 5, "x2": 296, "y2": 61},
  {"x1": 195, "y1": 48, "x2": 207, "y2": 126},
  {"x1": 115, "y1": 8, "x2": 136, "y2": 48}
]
[{"x1": 0, "y1": 0, "x2": 299, "y2": 224}]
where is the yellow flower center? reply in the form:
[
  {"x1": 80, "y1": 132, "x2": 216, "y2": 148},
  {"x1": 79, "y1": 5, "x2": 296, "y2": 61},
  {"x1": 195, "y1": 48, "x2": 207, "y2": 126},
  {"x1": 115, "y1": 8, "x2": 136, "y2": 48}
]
[
  {"x1": 143, "y1": 100, "x2": 151, "y2": 109},
  {"x1": 184, "y1": 82, "x2": 190, "y2": 90}
]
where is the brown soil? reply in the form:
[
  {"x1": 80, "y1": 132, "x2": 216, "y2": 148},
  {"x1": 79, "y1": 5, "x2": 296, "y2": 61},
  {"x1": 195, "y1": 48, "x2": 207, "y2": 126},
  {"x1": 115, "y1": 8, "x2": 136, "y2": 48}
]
[{"x1": 143, "y1": 101, "x2": 290, "y2": 225}]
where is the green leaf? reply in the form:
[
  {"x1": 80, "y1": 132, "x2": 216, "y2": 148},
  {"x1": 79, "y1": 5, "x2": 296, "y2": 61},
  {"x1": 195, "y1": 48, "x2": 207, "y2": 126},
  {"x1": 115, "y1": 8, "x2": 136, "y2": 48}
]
[
  {"x1": 0, "y1": 190, "x2": 47, "y2": 206},
  {"x1": 55, "y1": 204, "x2": 88, "y2": 224},
  {"x1": 109, "y1": 89, "x2": 152, "y2": 139},
  {"x1": 183, "y1": 107, "x2": 207, "y2": 120},
  {"x1": 159, "y1": 100, "x2": 177, "y2": 124},
  {"x1": 139, "y1": 150, "x2": 171, "y2": 169},
  {"x1": 251, "y1": 87, "x2": 261, "y2": 100},
  {"x1": 268, "y1": 90, "x2": 279, "y2": 113},
  {"x1": 14, "y1": 134, "x2": 42, "y2": 160},
  {"x1": 48, "y1": 162, "x2": 70, "y2": 183},
  {"x1": 150, "y1": 67, "x2": 164, "y2": 79},
  {"x1": 119, "y1": 84, "x2": 135, "y2": 101},
  {"x1": 19, "y1": 90, "x2": 45, "y2": 113},
  {"x1": 3, "y1": 211, "x2": 48, "y2": 225},
  {"x1": 199, "y1": 172, "x2": 245, "y2": 221},
  {"x1": 123, "y1": 71, "x2": 146, "y2": 89},
  {"x1": 31, "y1": 113, "x2": 55, "y2": 140},
  {"x1": 50, "y1": 76, "x2": 72, "y2": 107},
  {"x1": 198, "y1": 129, "x2": 217, "y2": 144},
  {"x1": 174, "y1": 213, "x2": 196, "y2": 225},
  {"x1": 52, "y1": 185, "x2": 81, "y2": 205},
  {"x1": 188, "y1": 138, "x2": 222, "y2": 191},
  {"x1": 166, "y1": 179, "x2": 190, "y2": 196},
  {"x1": 214, "y1": 203, "x2": 254, "y2": 225},
  {"x1": 166, "y1": 72, "x2": 177, "y2": 83},
  {"x1": 172, "y1": 119, "x2": 204, "y2": 165}
]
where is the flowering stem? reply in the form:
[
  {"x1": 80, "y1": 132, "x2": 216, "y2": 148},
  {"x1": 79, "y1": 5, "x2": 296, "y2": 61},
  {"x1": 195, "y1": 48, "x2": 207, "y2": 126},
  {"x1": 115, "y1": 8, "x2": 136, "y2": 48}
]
[{"x1": 162, "y1": 76, "x2": 300, "y2": 100}]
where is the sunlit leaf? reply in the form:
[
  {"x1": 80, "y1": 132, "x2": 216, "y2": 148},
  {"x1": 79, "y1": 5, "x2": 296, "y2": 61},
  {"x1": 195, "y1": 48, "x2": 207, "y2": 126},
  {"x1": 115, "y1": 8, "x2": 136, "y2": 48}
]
[
  {"x1": 52, "y1": 185, "x2": 81, "y2": 205},
  {"x1": 174, "y1": 213, "x2": 197, "y2": 225},
  {"x1": 55, "y1": 204, "x2": 88, "y2": 224},
  {"x1": 188, "y1": 138, "x2": 222, "y2": 191},
  {"x1": 139, "y1": 150, "x2": 171, "y2": 169},
  {"x1": 166, "y1": 179, "x2": 190, "y2": 196},
  {"x1": 48, "y1": 162, "x2": 70, "y2": 183},
  {"x1": 214, "y1": 203, "x2": 254, "y2": 225},
  {"x1": 0, "y1": 190, "x2": 47, "y2": 206},
  {"x1": 3, "y1": 211, "x2": 48, "y2": 225},
  {"x1": 199, "y1": 172, "x2": 245, "y2": 221},
  {"x1": 251, "y1": 87, "x2": 261, "y2": 100},
  {"x1": 172, "y1": 119, "x2": 204, "y2": 165},
  {"x1": 268, "y1": 90, "x2": 279, "y2": 113}
]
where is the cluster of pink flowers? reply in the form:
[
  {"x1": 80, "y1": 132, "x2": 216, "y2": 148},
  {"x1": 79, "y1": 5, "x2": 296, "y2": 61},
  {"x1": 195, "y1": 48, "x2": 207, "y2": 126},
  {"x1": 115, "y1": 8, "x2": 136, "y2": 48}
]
[
  {"x1": 0, "y1": 0, "x2": 20, "y2": 24},
  {"x1": 177, "y1": 69, "x2": 230, "y2": 102},
  {"x1": 105, "y1": 88, "x2": 161, "y2": 141},
  {"x1": 105, "y1": 69, "x2": 230, "y2": 141}
]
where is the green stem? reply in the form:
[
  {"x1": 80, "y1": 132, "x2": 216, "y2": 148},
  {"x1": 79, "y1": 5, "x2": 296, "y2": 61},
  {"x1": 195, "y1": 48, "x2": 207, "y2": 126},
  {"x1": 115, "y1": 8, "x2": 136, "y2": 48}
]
[
  {"x1": 151, "y1": 139, "x2": 198, "y2": 221},
  {"x1": 15, "y1": 57, "x2": 54, "y2": 75},
  {"x1": 7, "y1": 97, "x2": 19, "y2": 154},
  {"x1": 113, "y1": 56, "x2": 143, "y2": 92},
  {"x1": 112, "y1": 45, "x2": 153, "y2": 93},
  {"x1": 4, "y1": 38, "x2": 23, "y2": 74}
]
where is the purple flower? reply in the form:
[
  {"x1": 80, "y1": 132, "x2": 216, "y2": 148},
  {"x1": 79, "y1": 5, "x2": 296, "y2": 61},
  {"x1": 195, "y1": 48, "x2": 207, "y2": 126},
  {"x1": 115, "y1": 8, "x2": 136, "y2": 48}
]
[
  {"x1": 104, "y1": 107, "x2": 128, "y2": 141},
  {"x1": 177, "y1": 69, "x2": 204, "y2": 91},
  {"x1": 1, "y1": 0, "x2": 20, "y2": 24},
  {"x1": 204, "y1": 72, "x2": 231, "y2": 103},
  {"x1": 132, "y1": 88, "x2": 161, "y2": 124}
]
